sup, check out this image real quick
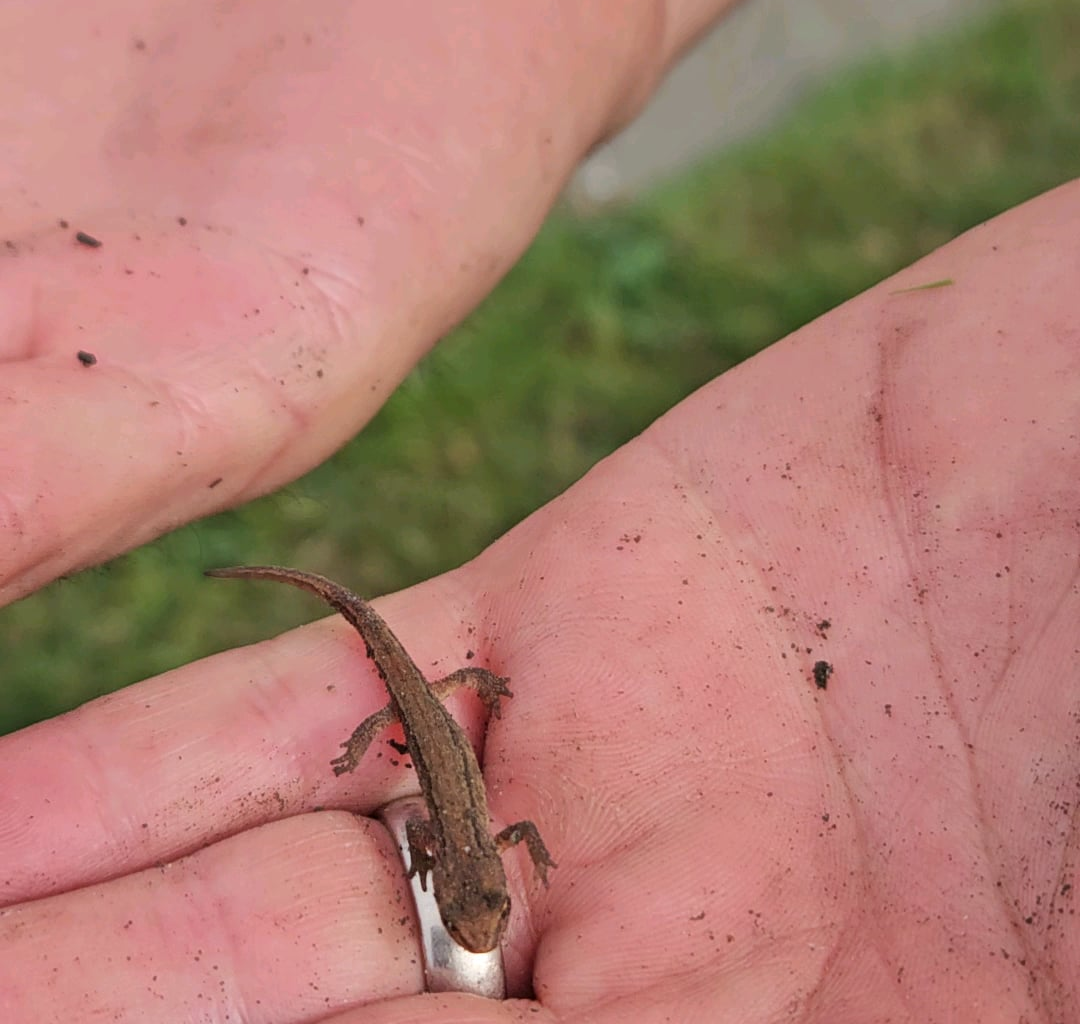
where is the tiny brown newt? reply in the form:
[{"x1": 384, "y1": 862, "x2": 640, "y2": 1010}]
[{"x1": 206, "y1": 565, "x2": 555, "y2": 953}]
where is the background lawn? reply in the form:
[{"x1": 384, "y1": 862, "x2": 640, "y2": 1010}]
[{"x1": 2, "y1": 0, "x2": 1078, "y2": 734}]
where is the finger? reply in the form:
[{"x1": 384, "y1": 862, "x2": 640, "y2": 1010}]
[
  {"x1": 324, "y1": 992, "x2": 525, "y2": 1024},
  {"x1": 0, "y1": 811, "x2": 422, "y2": 1022},
  {"x1": 0, "y1": 581, "x2": 513, "y2": 906}
]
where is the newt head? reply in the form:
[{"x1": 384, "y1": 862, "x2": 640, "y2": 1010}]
[{"x1": 434, "y1": 859, "x2": 511, "y2": 954}]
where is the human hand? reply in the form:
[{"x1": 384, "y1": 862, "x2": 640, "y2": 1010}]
[
  {"x1": 0, "y1": 0, "x2": 715, "y2": 604},
  {"x1": 3, "y1": 180, "x2": 1076, "y2": 1021}
]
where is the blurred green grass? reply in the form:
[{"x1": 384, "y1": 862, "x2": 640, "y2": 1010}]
[{"x1": 3, "y1": 0, "x2": 1078, "y2": 734}]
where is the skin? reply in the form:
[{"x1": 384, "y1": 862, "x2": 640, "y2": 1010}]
[
  {"x1": 0, "y1": 0, "x2": 730, "y2": 605},
  {"x1": 0, "y1": 2, "x2": 1077, "y2": 1021},
  {"x1": 205, "y1": 565, "x2": 555, "y2": 954}
]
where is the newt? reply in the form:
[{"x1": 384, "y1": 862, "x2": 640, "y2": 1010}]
[{"x1": 206, "y1": 565, "x2": 555, "y2": 953}]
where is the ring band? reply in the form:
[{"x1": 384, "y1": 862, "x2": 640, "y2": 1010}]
[{"x1": 377, "y1": 795, "x2": 506, "y2": 999}]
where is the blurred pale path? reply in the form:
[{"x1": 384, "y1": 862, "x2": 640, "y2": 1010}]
[{"x1": 571, "y1": 0, "x2": 994, "y2": 203}]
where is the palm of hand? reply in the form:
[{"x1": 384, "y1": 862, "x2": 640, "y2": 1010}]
[
  {"x1": 518, "y1": 201, "x2": 1078, "y2": 1021},
  {"x1": 1, "y1": 0, "x2": 580, "y2": 603}
]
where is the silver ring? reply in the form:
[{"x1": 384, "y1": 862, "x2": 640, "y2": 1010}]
[{"x1": 377, "y1": 796, "x2": 506, "y2": 999}]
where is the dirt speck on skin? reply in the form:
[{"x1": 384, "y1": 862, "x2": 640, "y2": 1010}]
[{"x1": 813, "y1": 660, "x2": 832, "y2": 690}]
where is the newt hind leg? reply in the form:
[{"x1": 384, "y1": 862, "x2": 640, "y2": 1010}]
[
  {"x1": 330, "y1": 704, "x2": 398, "y2": 775},
  {"x1": 432, "y1": 667, "x2": 512, "y2": 718},
  {"x1": 330, "y1": 667, "x2": 510, "y2": 775}
]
